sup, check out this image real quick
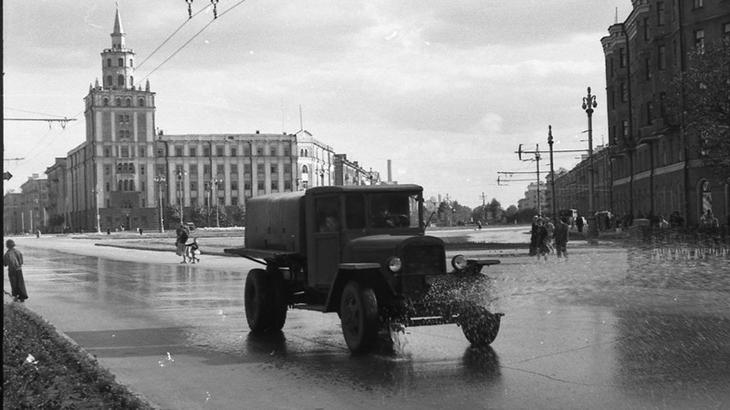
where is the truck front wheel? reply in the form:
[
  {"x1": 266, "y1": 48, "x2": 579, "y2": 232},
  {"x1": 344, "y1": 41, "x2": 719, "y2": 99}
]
[
  {"x1": 457, "y1": 303, "x2": 503, "y2": 346},
  {"x1": 340, "y1": 281, "x2": 378, "y2": 354},
  {"x1": 245, "y1": 269, "x2": 271, "y2": 331}
]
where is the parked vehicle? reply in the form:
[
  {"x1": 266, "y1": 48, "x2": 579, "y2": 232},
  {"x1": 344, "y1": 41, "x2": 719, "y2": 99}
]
[{"x1": 225, "y1": 184, "x2": 504, "y2": 353}]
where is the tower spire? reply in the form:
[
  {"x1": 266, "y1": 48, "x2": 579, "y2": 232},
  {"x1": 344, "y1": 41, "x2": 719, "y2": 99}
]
[{"x1": 111, "y1": 4, "x2": 126, "y2": 49}]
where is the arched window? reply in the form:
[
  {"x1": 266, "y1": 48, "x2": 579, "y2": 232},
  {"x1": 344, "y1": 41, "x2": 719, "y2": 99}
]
[
  {"x1": 129, "y1": 164, "x2": 135, "y2": 174},
  {"x1": 138, "y1": 98, "x2": 145, "y2": 107},
  {"x1": 107, "y1": 58, "x2": 112, "y2": 67},
  {"x1": 130, "y1": 59, "x2": 133, "y2": 67},
  {"x1": 130, "y1": 180, "x2": 135, "y2": 191},
  {"x1": 302, "y1": 165, "x2": 308, "y2": 174},
  {"x1": 118, "y1": 75, "x2": 124, "y2": 87},
  {"x1": 103, "y1": 98, "x2": 109, "y2": 106},
  {"x1": 118, "y1": 180, "x2": 123, "y2": 191},
  {"x1": 115, "y1": 98, "x2": 121, "y2": 106},
  {"x1": 130, "y1": 76, "x2": 134, "y2": 87},
  {"x1": 117, "y1": 164, "x2": 122, "y2": 172},
  {"x1": 125, "y1": 98, "x2": 131, "y2": 107},
  {"x1": 106, "y1": 76, "x2": 112, "y2": 87},
  {"x1": 123, "y1": 180, "x2": 129, "y2": 191}
]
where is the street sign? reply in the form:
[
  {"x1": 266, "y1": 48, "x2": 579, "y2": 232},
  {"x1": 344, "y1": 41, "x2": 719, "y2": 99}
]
[{"x1": 3, "y1": 171, "x2": 12, "y2": 180}]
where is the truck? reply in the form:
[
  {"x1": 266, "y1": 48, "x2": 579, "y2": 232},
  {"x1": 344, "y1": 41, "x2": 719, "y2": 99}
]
[{"x1": 224, "y1": 184, "x2": 503, "y2": 353}]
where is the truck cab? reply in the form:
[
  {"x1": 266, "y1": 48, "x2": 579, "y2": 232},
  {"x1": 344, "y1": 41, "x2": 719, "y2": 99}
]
[{"x1": 226, "y1": 184, "x2": 502, "y2": 353}]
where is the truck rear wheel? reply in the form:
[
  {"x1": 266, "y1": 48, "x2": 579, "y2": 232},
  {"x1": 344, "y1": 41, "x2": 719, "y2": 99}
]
[
  {"x1": 269, "y1": 269, "x2": 288, "y2": 331},
  {"x1": 245, "y1": 269, "x2": 271, "y2": 331},
  {"x1": 340, "y1": 281, "x2": 378, "y2": 354},
  {"x1": 457, "y1": 304, "x2": 503, "y2": 346}
]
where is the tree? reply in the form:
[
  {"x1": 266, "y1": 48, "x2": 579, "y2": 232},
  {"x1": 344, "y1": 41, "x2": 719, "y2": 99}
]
[
  {"x1": 504, "y1": 205, "x2": 518, "y2": 223},
  {"x1": 671, "y1": 38, "x2": 730, "y2": 176}
]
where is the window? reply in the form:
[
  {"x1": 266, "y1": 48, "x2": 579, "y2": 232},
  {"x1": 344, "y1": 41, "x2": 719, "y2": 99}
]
[
  {"x1": 125, "y1": 98, "x2": 131, "y2": 107},
  {"x1": 118, "y1": 58, "x2": 123, "y2": 67},
  {"x1": 156, "y1": 146, "x2": 165, "y2": 157},
  {"x1": 230, "y1": 164, "x2": 238, "y2": 175},
  {"x1": 645, "y1": 57, "x2": 652, "y2": 80},
  {"x1": 256, "y1": 145, "x2": 264, "y2": 156},
  {"x1": 270, "y1": 164, "x2": 278, "y2": 174},
  {"x1": 284, "y1": 181, "x2": 292, "y2": 191},
  {"x1": 302, "y1": 165, "x2": 309, "y2": 174},
  {"x1": 118, "y1": 75, "x2": 124, "y2": 87},
  {"x1": 138, "y1": 98, "x2": 144, "y2": 107},
  {"x1": 140, "y1": 165, "x2": 145, "y2": 175},
  {"x1": 283, "y1": 144, "x2": 290, "y2": 156},
  {"x1": 257, "y1": 164, "x2": 265, "y2": 175},
  {"x1": 257, "y1": 181, "x2": 265, "y2": 191},
  {"x1": 657, "y1": 45, "x2": 666, "y2": 70},
  {"x1": 622, "y1": 120, "x2": 630, "y2": 138},
  {"x1": 693, "y1": 0, "x2": 703, "y2": 8},
  {"x1": 175, "y1": 146, "x2": 183, "y2": 157},
  {"x1": 694, "y1": 29, "x2": 705, "y2": 53},
  {"x1": 103, "y1": 98, "x2": 109, "y2": 106},
  {"x1": 189, "y1": 147, "x2": 196, "y2": 157},
  {"x1": 104, "y1": 165, "x2": 111, "y2": 175},
  {"x1": 619, "y1": 48, "x2": 626, "y2": 68},
  {"x1": 106, "y1": 58, "x2": 112, "y2": 67},
  {"x1": 106, "y1": 76, "x2": 113, "y2": 88},
  {"x1": 643, "y1": 17, "x2": 650, "y2": 40},
  {"x1": 230, "y1": 147, "x2": 237, "y2": 157},
  {"x1": 656, "y1": 1, "x2": 665, "y2": 26},
  {"x1": 646, "y1": 101, "x2": 654, "y2": 125},
  {"x1": 724, "y1": 23, "x2": 730, "y2": 40},
  {"x1": 139, "y1": 147, "x2": 146, "y2": 157},
  {"x1": 121, "y1": 146, "x2": 129, "y2": 158},
  {"x1": 216, "y1": 165, "x2": 224, "y2": 177},
  {"x1": 232, "y1": 197, "x2": 238, "y2": 206},
  {"x1": 115, "y1": 97, "x2": 121, "y2": 106},
  {"x1": 204, "y1": 164, "x2": 211, "y2": 177},
  {"x1": 130, "y1": 59, "x2": 133, "y2": 67},
  {"x1": 203, "y1": 146, "x2": 210, "y2": 157},
  {"x1": 130, "y1": 76, "x2": 134, "y2": 87},
  {"x1": 231, "y1": 181, "x2": 238, "y2": 191},
  {"x1": 271, "y1": 180, "x2": 279, "y2": 192},
  {"x1": 621, "y1": 82, "x2": 628, "y2": 102},
  {"x1": 104, "y1": 148, "x2": 111, "y2": 157},
  {"x1": 216, "y1": 145, "x2": 224, "y2": 157}
]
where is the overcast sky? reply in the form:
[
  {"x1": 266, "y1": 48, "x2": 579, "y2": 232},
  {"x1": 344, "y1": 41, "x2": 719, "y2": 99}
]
[{"x1": 3, "y1": 0, "x2": 633, "y2": 208}]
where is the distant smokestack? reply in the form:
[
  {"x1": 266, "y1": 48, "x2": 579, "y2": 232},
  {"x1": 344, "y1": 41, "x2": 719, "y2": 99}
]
[{"x1": 387, "y1": 159, "x2": 392, "y2": 182}]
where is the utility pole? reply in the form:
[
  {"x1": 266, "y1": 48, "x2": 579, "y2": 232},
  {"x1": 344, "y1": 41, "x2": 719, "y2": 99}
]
[{"x1": 154, "y1": 175, "x2": 166, "y2": 232}]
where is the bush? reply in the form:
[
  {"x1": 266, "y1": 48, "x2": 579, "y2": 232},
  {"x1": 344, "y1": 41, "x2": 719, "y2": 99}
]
[{"x1": 3, "y1": 302, "x2": 153, "y2": 409}]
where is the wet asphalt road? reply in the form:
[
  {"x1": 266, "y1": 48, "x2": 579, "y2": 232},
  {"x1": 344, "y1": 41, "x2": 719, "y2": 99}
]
[{"x1": 5, "y1": 233, "x2": 730, "y2": 409}]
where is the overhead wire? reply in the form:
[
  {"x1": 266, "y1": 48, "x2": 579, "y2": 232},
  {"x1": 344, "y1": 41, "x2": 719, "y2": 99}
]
[
  {"x1": 135, "y1": 3, "x2": 213, "y2": 70},
  {"x1": 140, "y1": 0, "x2": 250, "y2": 82}
]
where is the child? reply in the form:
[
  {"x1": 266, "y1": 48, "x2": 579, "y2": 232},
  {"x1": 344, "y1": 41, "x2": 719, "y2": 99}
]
[{"x1": 188, "y1": 238, "x2": 201, "y2": 264}]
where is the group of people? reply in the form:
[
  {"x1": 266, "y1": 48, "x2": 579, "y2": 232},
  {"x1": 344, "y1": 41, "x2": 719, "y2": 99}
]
[
  {"x1": 529, "y1": 215, "x2": 570, "y2": 261},
  {"x1": 175, "y1": 224, "x2": 200, "y2": 264}
]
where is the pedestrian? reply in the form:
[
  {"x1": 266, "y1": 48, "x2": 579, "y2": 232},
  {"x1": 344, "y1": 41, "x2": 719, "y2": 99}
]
[
  {"x1": 529, "y1": 215, "x2": 539, "y2": 256},
  {"x1": 175, "y1": 223, "x2": 190, "y2": 263},
  {"x1": 536, "y1": 218, "x2": 549, "y2": 261},
  {"x1": 576, "y1": 215, "x2": 584, "y2": 233},
  {"x1": 189, "y1": 238, "x2": 201, "y2": 264},
  {"x1": 554, "y1": 217, "x2": 569, "y2": 259},
  {"x1": 545, "y1": 217, "x2": 555, "y2": 254},
  {"x1": 3, "y1": 239, "x2": 28, "y2": 302}
]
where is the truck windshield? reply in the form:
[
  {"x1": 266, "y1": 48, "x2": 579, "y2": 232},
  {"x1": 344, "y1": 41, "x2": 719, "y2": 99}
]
[{"x1": 369, "y1": 193, "x2": 420, "y2": 229}]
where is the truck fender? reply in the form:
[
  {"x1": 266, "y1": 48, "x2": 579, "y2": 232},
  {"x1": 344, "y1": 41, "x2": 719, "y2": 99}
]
[{"x1": 324, "y1": 263, "x2": 390, "y2": 313}]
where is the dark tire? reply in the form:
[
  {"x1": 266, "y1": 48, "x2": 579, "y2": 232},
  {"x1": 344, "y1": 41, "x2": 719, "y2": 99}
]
[
  {"x1": 269, "y1": 269, "x2": 288, "y2": 331},
  {"x1": 244, "y1": 269, "x2": 271, "y2": 331},
  {"x1": 339, "y1": 281, "x2": 379, "y2": 353},
  {"x1": 457, "y1": 304, "x2": 503, "y2": 346}
]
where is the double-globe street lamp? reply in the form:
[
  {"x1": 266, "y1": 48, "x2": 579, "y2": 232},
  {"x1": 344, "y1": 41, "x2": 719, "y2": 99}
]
[
  {"x1": 581, "y1": 86, "x2": 598, "y2": 240},
  {"x1": 176, "y1": 169, "x2": 188, "y2": 226},
  {"x1": 154, "y1": 175, "x2": 166, "y2": 232}
]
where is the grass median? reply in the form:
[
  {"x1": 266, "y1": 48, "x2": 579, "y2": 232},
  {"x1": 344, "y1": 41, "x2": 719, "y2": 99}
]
[{"x1": 2, "y1": 298, "x2": 154, "y2": 409}]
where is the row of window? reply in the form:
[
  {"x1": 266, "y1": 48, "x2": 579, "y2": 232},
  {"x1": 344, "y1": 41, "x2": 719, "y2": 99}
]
[
  {"x1": 102, "y1": 96, "x2": 145, "y2": 107},
  {"x1": 106, "y1": 57, "x2": 132, "y2": 68},
  {"x1": 104, "y1": 75, "x2": 132, "y2": 89},
  {"x1": 166, "y1": 144, "x2": 291, "y2": 157}
]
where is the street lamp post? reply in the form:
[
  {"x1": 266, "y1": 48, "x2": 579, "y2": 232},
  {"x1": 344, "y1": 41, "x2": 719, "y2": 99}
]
[
  {"x1": 176, "y1": 169, "x2": 187, "y2": 226},
  {"x1": 582, "y1": 86, "x2": 598, "y2": 240},
  {"x1": 548, "y1": 126, "x2": 557, "y2": 218},
  {"x1": 154, "y1": 175, "x2": 166, "y2": 232},
  {"x1": 213, "y1": 175, "x2": 224, "y2": 228},
  {"x1": 92, "y1": 187, "x2": 101, "y2": 233}
]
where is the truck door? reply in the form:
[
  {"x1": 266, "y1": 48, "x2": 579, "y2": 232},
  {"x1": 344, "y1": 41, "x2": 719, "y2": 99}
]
[{"x1": 310, "y1": 195, "x2": 341, "y2": 288}]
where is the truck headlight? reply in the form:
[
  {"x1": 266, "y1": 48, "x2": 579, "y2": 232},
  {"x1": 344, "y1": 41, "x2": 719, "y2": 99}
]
[
  {"x1": 451, "y1": 254, "x2": 467, "y2": 271},
  {"x1": 388, "y1": 257, "x2": 402, "y2": 272}
]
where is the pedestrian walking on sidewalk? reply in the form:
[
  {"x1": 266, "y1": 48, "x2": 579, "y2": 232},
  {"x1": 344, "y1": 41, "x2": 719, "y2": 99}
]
[
  {"x1": 175, "y1": 224, "x2": 190, "y2": 263},
  {"x1": 554, "y1": 217, "x2": 569, "y2": 259},
  {"x1": 3, "y1": 239, "x2": 28, "y2": 302}
]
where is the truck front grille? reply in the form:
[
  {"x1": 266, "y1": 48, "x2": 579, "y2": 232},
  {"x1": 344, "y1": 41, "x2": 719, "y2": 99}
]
[{"x1": 402, "y1": 243, "x2": 443, "y2": 276}]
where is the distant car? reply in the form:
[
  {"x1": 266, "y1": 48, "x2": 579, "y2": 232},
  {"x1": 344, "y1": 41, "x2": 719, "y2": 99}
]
[{"x1": 225, "y1": 184, "x2": 504, "y2": 353}]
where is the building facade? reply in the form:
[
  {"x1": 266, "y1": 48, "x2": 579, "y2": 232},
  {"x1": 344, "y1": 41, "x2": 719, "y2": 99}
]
[
  {"x1": 333, "y1": 154, "x2": 381, "y2": 186},
  {"x1": 517, "y1": 182, "x2": 548, "y2": 214},
  {"x1": 5, "y1": 8, "x2": 382, "y2": 232},
  {"x1": 551, "y1": 147, "x2": 613, "y2": 218},
  {"x1": 601, "y1": 0, "x2": 730, "y2": 226},
  {"x1": 3, "y1": 192, "x2": 23, "y2": 235}
]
